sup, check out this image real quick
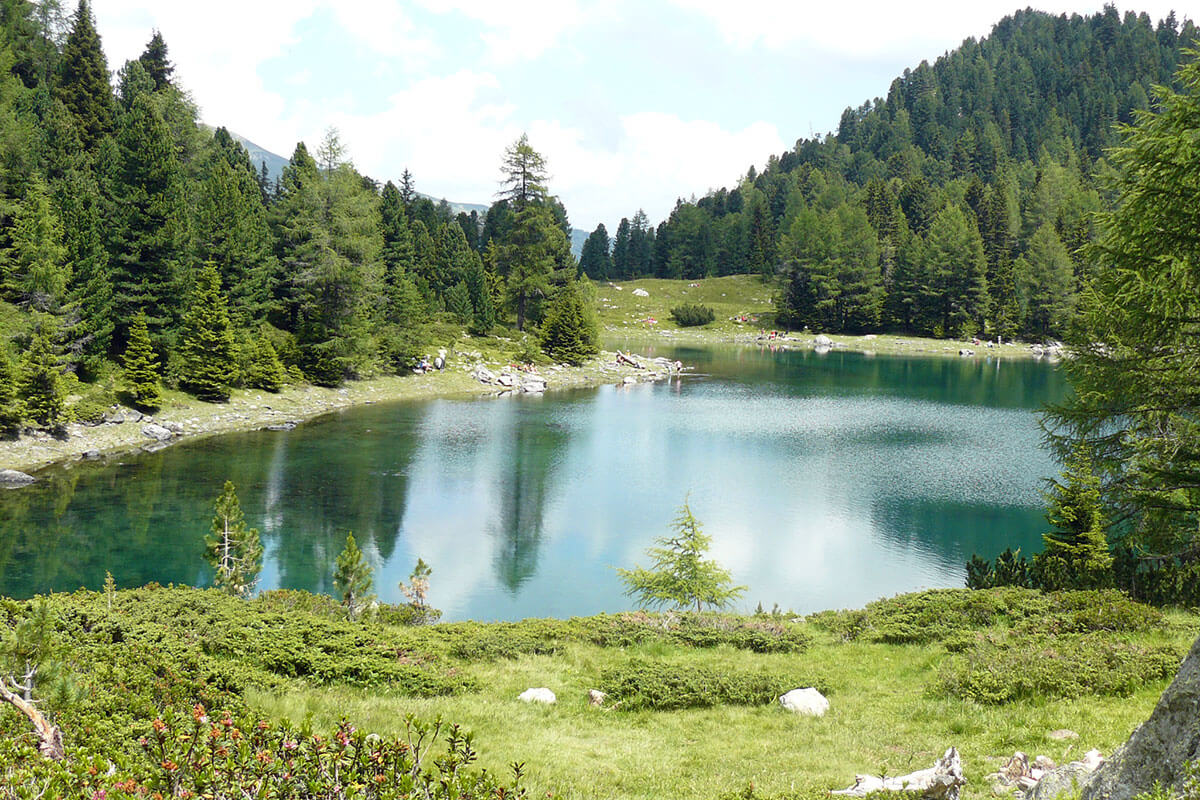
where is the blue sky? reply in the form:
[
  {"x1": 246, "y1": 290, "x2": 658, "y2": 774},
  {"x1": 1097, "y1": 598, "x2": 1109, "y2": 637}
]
[{"x1": 92, "y1": 1, "x2": 1186, "y2": 230}]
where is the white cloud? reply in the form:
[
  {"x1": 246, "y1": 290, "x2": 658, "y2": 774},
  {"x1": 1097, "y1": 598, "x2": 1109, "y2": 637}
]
[{"x1": 412, "y1": 0, "x2": 587, "y2": 63}]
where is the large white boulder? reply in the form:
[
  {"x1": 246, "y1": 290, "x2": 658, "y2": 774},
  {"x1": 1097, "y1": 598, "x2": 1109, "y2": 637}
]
[
  {"x1": 518, "y1": 687, "x2": 556, "y2": 704},
  {"x1": 632, "y1": 288, "x2": 649, "y2": 297},
  {"x1": 779, "y1": 687, "x2": 829, "y2": 716},
  {"x1": 814, "y1": 334, "x2": 833, "y2": 348}
]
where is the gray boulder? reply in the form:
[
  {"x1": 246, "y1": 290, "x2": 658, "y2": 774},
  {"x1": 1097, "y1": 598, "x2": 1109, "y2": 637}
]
[
  {"x1": 0, "y1": 469, "x2": 35, "y2": 486},
  {"x1": 1033, "y1": 759, "x2": 1101, "y2": 800},
  {"x1": 815, "y1": 334, "x2": 833, "y2": 348},
  {"x1": 141, "y1": 423, "x2": 174, "y2": 441},
  {"x1": 1081, "y1": 635, "x2": 1200, "y2": 800}
]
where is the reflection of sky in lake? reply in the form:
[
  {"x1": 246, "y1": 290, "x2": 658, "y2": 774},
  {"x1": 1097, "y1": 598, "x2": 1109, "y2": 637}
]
[{"x1": 0, "y1": 346, "x2": 1066, "y2": 620}]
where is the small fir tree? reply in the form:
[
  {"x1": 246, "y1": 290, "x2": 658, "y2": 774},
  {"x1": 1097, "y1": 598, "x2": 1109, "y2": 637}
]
[
  {"x1": 539, "y1": 283, "x2": 598, "y2": 365},
  {"x1": 205, "y1": 481, "x2": 263, "y2": 599},
  {"x1": 245, "y1": 334, "x2": 285, "y2": 392},
  {"x1": 617, "y1": 500, "x2": 746, "y2": 612},
  {"x1": 333, "y1": 532, "x2": 375, "y2": 619},
  {"x1": 178, "y1": 263, "x2": 236, "y2": 401},
  {"x1": 18, "y1": 323, "x2": 65, "y2": 427},
  {"x1": 0, "y1": 349, "x2": 23, "y2": 436},
  {"x1": 1034, "y1": 443, "x2": 1113, "y2": 589},
  {"x1": 121, "y1": 311, "x2": 160, "y2": 409},
  {"x1": 465, "y1": 259, "x2": 495, "y2": 335}
]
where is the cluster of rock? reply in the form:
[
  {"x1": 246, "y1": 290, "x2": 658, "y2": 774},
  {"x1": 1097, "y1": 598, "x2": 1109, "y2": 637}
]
[
  {"x1": 835, "y1": 748, "x2": 965, "y2": 800},
  {"x1": 471, "y1": 366, "x2": 547, "y2": 394},
  {"x1": 987, "y1": 743, "x2": 1105, "y2": 799},
  {"x1": 1030, "y1": 342, "x2": 1065, "y2": 358}
]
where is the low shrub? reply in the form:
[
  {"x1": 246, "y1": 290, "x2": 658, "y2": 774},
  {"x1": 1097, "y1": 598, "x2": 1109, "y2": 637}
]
[
  {"x1": 1, "y1": 707, "x2": 530, "y2": 800},
  {"x1": 937, "y1": 634, "x2": 1182, "y2": 704},
  {"x1": 598, "y1": 660, "x2": 820, "y2": 711},
  {"x1": 670, "y1": 303, "x2": 716, "y2": 327},
  {"x1": 808, "y1": 588, "x2": 1162, "y2": 644}
]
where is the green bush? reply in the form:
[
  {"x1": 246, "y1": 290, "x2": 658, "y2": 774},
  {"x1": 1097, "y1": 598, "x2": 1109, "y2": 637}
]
[
  {"x1": 670, "y1": 303, "x2": 716, "y2": 327},
  {"x1": 598, "y1": 660, "x2": 819, "y2": 711},
  {"x1": 937, "y1": 634, "x2": 1182, "y2": 704},
  {"x1": 808, "y1": 588, "x2": 1162, "y2": 645}
]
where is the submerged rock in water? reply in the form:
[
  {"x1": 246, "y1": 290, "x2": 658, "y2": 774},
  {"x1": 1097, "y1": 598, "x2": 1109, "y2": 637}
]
[{"x1": 0, "y1": 469, "x2": 35, "y2": 486}]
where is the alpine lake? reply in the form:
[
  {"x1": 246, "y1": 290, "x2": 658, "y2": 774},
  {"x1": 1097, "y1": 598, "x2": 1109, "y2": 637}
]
[{"x1": 0, "y1": 343, "x2": 1067, "y2": 621}]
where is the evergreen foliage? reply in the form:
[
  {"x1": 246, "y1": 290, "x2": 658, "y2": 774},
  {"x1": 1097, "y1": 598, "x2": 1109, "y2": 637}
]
[
  {"x1": 1036, "y1": 443, "x2": 1113, "y2": 589},
  {"x1": 1044, "y1": 53, "x2": 1200, "y2": 565},
  {"x1": 177, "y1": 262, "x2": 236, "y2": 401},
  {"x1": 205, "y1": 480, "x2": 262, "y2": 598},
  {"x1": 17, "y1": 321, "x2": 64, "y2": 427},
  {"x1": 53, "y1": 0, "x2": 113, "y2": 151},
  {"x1": 333, "y1": 531, "x2": 375, "y2": 619},
  {"x1": 120, "y1": 310, "x2": 160, "y2": 409},
  {"x1": 0, "y1": 348, "x2": 23, "y2": 435},
  {"x1": 243, "y1": 332, "x2": 285, "y2": 392},
  {"x1": 670, "y1": 303, "x2": 716, "y2": 327},
  {"x1": 617, "y1": 501, "x2": 747, "y2": 612},
  {"x1": 539, "y1": 282, "x2": 598, "y2": 365}
]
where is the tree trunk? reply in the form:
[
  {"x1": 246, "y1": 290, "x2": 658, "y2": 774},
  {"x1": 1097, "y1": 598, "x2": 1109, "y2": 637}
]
[{"x1": 0, "y1": 681, "x2": 64, "y2": 760}]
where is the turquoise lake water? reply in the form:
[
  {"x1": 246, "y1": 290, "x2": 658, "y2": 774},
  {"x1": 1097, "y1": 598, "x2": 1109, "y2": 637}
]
[{"x1": 0, "y1": 344, "x2": 1067, "y2": 620}]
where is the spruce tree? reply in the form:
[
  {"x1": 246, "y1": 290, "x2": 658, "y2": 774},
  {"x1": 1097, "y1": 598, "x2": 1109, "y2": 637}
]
[
  {"x1": 465, "y1": 257, "x2": 494, "y2": 335},
  {"x1": 121, "y1": 310, "x2": 160, "y2": 409},
  {"x1": 1034, "y1": 443, "x2": 1112, "y2": 589},
  {"x1": 579, "y1": 223, "x2": 611, "y2": 280},
  {"x1": 54, "y1": 0, "x2": 114, "y2": 151},
  {"x1": 540, "y1": 282, "x2": 598, "y2": 365},
  {"x1": 18, "y1": 321, "x2": 65, "y2": 427},
  {"x1": 6, "y1": 177, "x2": 69, "y2": 310},
  {"x1": 0, "y1": 349, "x2": 23, "y2": 436},
  {"x1": 56, "y1": 169, "x2": 113, "y2": 375},
  {"x1": 244, "y1": 333, "x2": 285, "y2": 392},
  {"x1": 333, "y1": 532, "x2": 375, "y2": 619},
  {"x1": 111, "y1": 93, "x2": 189, "y2": 344},
  {"x1": 137, "y1": 30, "x2": 173, "y2": 91},
  {"x1": 205, "y1": 480, "x2": 263, "y2": 598},
  {"x1": 178, "y1": 263, "x2": 236, "y2": 402}
]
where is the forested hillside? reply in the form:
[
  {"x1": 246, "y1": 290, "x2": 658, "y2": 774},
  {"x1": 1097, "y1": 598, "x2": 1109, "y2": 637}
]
[
  {"x1": 582, "y1": 7, "x2": 1198, "y2": 340},
  {"x1": 0, "y1": 0, "x2": 586, "y2": 429}
]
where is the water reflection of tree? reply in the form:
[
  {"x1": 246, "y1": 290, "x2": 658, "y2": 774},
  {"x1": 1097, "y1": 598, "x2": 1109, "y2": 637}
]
[
  {"x1": 492, "y1": 419, "x2": 568, "y2": 592},
  {"x1": 264, "y1": 417, "x2": 420, "y2": 592}
]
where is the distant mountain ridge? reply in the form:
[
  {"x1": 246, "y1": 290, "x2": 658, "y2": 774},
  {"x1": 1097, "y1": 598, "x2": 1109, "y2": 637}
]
[{"x1": 226, "y1": 132, "x2": 585, "y2": 257}]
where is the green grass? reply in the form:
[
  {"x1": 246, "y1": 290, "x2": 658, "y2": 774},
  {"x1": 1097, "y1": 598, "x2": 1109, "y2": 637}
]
[
  {"x1": 594, "y1": 275, "x2": 779, "y2": 337},
  {"x1": 247, "y1": 606, "x2": 1200, "y2": 800}
]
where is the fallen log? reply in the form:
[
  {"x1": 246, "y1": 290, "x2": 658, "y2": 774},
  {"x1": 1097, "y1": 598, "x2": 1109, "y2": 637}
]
[
  {"x1": 833, "y1": 747, "x2": 964, "y2": 800},
  {"x1": 0, "y1": 680, "x2": 63, "y2": 760}
]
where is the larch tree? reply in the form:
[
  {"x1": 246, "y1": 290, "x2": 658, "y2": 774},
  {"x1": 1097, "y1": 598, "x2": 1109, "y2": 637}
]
[
  {"x1": 617, "y1": 500, "x2": 746, "y2": 613},
  {"x1": 1045, "y1": 56, "x2": 1200, "y2": 561},
  {"x1": 497, "y1": 133, "x2": 548, "y2": 211}
]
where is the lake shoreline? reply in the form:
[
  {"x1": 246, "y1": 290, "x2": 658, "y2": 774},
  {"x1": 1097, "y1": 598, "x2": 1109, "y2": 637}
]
[
  {"x1": 0, "y1": 350, "x2": 683, "y2": 477},
  {"x1": 2, "y1": 331, "x2": 1055, "y2": 477}
]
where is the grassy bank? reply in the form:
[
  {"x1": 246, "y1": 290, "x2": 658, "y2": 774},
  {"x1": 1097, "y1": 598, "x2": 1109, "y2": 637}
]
[
  {"x1": 596, "y1": 274, "x2": 1047, "y2": 360},
  {"x1": 2, "y1": 586, "x2": 1193, "y2": 798}
]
